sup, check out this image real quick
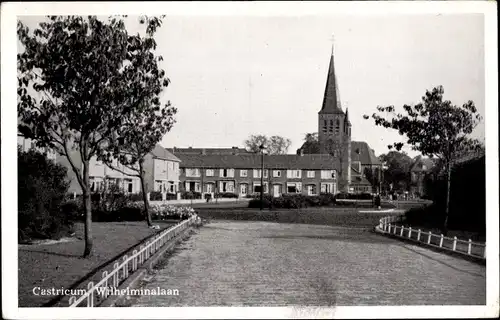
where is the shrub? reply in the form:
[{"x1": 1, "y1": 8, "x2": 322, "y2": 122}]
[
  {"x1": 248, "y1": 198, "x2": 271, "y2": 208},
  {"x1": 18, "y1": 148, "x2": 74, "y2": 241},
  {"x1": 215, "y1": 192, "x2": 238, "y2": 199},
  {"x1": 150, "y1": 191, "x2": 163, "y2": 201},
  {"x1": 181, "y1": 191, "x2": 202, "y2": 200},
  {"x1": 149, "y1": 204, "x2": 197, "y2": 220},
  {"x1": 61, "y1": 199, "x2": 83, "y2": 221},
  {"x1": 127, "y1": 193, "x2": 144, "y2": 202},
  {"x1": 166, "y1": 193, "x2": 177, "y2": 200}
]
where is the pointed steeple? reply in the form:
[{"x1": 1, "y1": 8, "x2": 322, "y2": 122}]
[{"x1": 319, "y1": 42, "x2": 343, "y2": 114}]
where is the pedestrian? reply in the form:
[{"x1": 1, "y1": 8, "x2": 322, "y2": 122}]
[{"x1": 375, "y1": 193, "x2": 381, "y2": 209}]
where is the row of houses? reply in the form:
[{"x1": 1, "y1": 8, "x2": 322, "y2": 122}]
[{"x1": 18, "y1": 136, "x2": 346, "y2": 198}]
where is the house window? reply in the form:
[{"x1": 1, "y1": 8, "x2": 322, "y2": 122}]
[
  {"x1": 287, "y1": 170, "x2": 302, "y2": 179},
  {"x1": 219, "y1": 181, "x2": 235, "y2": 193},
  {"x1": 287, "y1": 182, "x2": 302, "y2": 193},
  {"x1": 205, "y1": 183, "x2": 214, "y2": 193},
  {"x1": 220, "y1": 168, "x2": 235, "y2": 178},
  {"x1": 186, "y1": 168, "x2": 200, "y2": 177},
  {"x1": 321, "y1": 170, "x2": 335, "y2": 179},
  {"x1": 253, "y1": 182, "x2": 268, "y2": 193},
  {"x1": 186, "y1": 181, "x2": 201, "y2": 192},
  {"x1": 253, "y1": 169, "x2": 268, "y2": 178},
  {"x1": 206, "y1": 169, "x2": 214, "y2": 177},
  {"x1": 273, "y1": 170, "x2": 281, "y2": 178},
  {"x1": 125, "y1": 179, "x2": 133, "y2": 193},
  {"x1": 321, "y1": 183, "x2": 334, "y2": 194},
  {"x1": 240, "y1": 170, "x2": 248, "y2": 177},
  {"x1": 307, "y1": 170, "x2": 315, "y2": 178},
  {"x1": 307, "y1": 184, "x2": 317, "y2": 196}
]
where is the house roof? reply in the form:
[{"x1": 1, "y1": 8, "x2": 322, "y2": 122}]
[
  {"x1": 175, "y1": 154, "x2": 340, "y2": 170},
  {"x1": 319, "y1": 50, "x2": 344, "y2": 115},
  {"x1": 351, "y1": 141, "x2": 381, "y2": 166},
  {"x1": 350, "y1": 173, "x2": 372, "y2": 186},
  {"x1": 167, "y1": 147, "x2": 250, "y2": 155},
  {"x1": 151, "y1": 145, "x2": 181, "y2": 162}
]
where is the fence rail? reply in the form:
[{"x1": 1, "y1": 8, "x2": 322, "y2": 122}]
[
  {"x1": 378, "y1": 215, "x2": 486, "y2": 259},
  {"x1": 68, "y1": 215, "x2": 198, "y2": 307}
]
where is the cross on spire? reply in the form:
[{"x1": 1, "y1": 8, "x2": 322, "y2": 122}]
[{"x1": 330, "y1": 34, "x2": 335, "y2": 55}]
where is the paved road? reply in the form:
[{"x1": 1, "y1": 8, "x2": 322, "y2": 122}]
[{"x1": 129, "y1": 221, "x2": 485, "y2": 306}]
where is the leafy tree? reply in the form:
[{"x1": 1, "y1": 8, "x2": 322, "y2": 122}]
[
  {"x1": 378, "y1": 151, "x2": 413, "y2": 192},
  {"x1": 300, "y1": 132, "x2": 320, "y2": 154},
  {"x1": 17, "y1": 15, "x2": 168, "y2": 256},
  {"x1": 364, "y1": 86, "x2": 482, "y2": 234},
  {"x1": 104, "y1": 104, "x2": 177, "y2": 227},
  {"x1": 244, "y1": 134, "x2": 292, "y2": 154}
]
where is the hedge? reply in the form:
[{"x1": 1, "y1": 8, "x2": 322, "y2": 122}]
[{"x1": 215, "y1": 192, "x2": 238, "y2": 199}]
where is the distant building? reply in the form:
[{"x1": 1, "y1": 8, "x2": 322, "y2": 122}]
[
  {"x1": 17, "y1": 134, "x2": 181, "y2": 196},
  {"x1": 409, "y1": 156, "x2": 437, "y2": 196},
  {"x1": 174, "y1": 153, "x2": 339, "y2": 197}
]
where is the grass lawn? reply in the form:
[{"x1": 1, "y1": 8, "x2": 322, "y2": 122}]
[
  {"x1": 196, "y1": 206, "x2": 405, "y2": 228},
  {"x1": 18, "y1": 220, "x2": 178, "y2": 307}
]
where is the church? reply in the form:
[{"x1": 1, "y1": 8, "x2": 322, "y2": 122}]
[{"x1": 296, "y1": 46, "x2": 380, "y2": 193}]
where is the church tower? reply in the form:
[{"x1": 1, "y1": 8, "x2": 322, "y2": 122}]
[{"x1": 318, "y1": 43, "x2": 351, "y2": 190}]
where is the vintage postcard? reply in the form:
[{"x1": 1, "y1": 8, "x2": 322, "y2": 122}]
[{"x1": 1, "y1": 1, "x2": 498, "y2": 319}]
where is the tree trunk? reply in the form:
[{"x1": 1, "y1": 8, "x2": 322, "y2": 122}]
[
  {"x1": 82, "y1": 159, "x2": 93, "y2": 257},
  {"x1": 443, "y1": 162, "x2": 452, "y2": 235},
  {"x1": 139, "y1": 161, "x2": 152, "y2": 227}
]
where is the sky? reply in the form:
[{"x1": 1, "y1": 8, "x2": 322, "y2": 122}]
[{"x1": 18, "y1": 14, "x2": 486, "y2": 158}]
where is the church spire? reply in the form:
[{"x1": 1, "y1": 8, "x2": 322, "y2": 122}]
[{"x1": 319, "y1": 38, "x2": 343, "y2": 114}]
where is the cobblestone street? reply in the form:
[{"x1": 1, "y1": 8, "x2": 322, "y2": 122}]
[{"x1": 130, "y1": 221, "x2": 486, "y2": 306}]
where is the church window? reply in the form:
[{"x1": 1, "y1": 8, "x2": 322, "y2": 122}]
[
  {"x1": 323, "y1": 120, "x2": 327, "y2": 133},
  {"x1": 335, "y1": 119, "x2": 340, "y2": 134},
  {"x1": 329, "y1": 120, "x2": 334, "y2": 132}
]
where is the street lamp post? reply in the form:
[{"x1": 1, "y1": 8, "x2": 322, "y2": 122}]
[{"x1": 259, "y1": 144, "x2": 265, "y2": 210}]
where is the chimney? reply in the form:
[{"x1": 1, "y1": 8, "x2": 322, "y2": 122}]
[
  {"x1": 172, "y1": 147, "x2": 176, "y2": 154},
  {"x1": 201, "y1": 148, "x2": 206, "y2": 155},
  {"x1": 232, "y1": 146, "x2": 238, "y2": 155},
  {"x1": 298, "y1": 148, "x2": 304, "y2": 156}
]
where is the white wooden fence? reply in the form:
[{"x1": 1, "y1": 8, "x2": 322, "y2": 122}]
[
  {"x1": 68, "y1": 215, "x2": 198, "y2": 307},
  {"x1": 378, "y1": 215, "x2": 486, "y2": 259}
]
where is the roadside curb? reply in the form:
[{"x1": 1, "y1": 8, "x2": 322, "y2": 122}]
[
  {"x1": 100, "y1": 226, "x2": 196, "y2": 307},
  {"x1": 373, "y1": 226, "x2": 486, "y2": 265}
]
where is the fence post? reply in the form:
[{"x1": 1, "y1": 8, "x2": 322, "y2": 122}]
[
  {"x1": 408, "y1": 227, "x2": 412, "y2": 239},
  {"x1": 428, "y1": 231, "x2": 432, "y2": 244},
  {"x1": 388, "y1": 224, "x2": 391, "y2": 234},
  {"x1": 468, "y1": 239, "x2": 472, "y2": 255},
  {"x1": 439, "y1": 234, "x2": 444, "y2": 247},
  {"x1": 123, "y1": 255, "x2": 128, "y2": 278},
  {"x1": 400, "y1": 225, "x2": 404, "y2": 237},
  {"x1": 101, "y1": 271, "x2": 108, "y2": 298},
  {"x1": 113, "y1": 262, "x2": 119, "y2": 287},
  {"x1": 417, "y1": 229, "x2": 421, "y2": 241},
  {"x1": 452, "y1": 237, "x2": 457, "y2": 251},
  {"x1": 87, "y1": 281, "x2": 94, "y2": 307},
  {"x1": 132, "y1": 250, "x2": 138, "y2": 271}
]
